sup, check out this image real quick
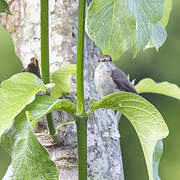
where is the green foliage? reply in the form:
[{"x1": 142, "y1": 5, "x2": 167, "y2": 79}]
[
  {"x1": 0, "y1": 0, "x2": 11, "y2": 14},
  {"x1": 0, "y1": 73, "x2": 48, "y2": 136},
  {"x1": 0, "y1": 72, "x2": 76, "y2": 179},
  {"x1": 24, "y1": 95, "x2": 76, "y2": 127},
  {"x1": 0, "y1": 0, "x2": 175, "y2": 179},
  {"x1": 86, "y1": 0, "x2": 136, "y2": 60},
  {"x1": 51, "y1": 64, "x2": 76, "y2": 98},
  {"x1": 1, "y1": 112, "x2": 58, "y2": 180},
  {"x1": 161, "y1": 0, "x2": 172, "y2": 26},
  {"x1": 87, "y1": 92, "x2": 169, "y2": 180},
  {"x1": 86, "y1": 0, "x2": 172, "y2": 60},
  {"x1": 135, "y1": 78, "x2": 180, "y2": 100}
]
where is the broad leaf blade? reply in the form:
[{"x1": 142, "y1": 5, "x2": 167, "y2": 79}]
[
  {"x1": 0, "y1": 73, "x2": 47, "y2": 136},
  {"x1": 1, "y1": 112, "x2": 58, "y2": 180},
  {"x1": 125, "y1": 0, "x2": 164, "y2": 54},
  {"x1": 145, "y1": 0, "x2": 172, "y2": 51},
  {"x1": 51, "y1": 64, "x2": 76, "y2": 98},
  {"x1": 24, "y1": 95, "x2": 76, "y2": 127},
  {"x1": 86, "y1": 0, "x2": 136, "y2": 60},
  {"x1": 86, "y1": 0, "x2": 167, "y2": 59},
  {"x1": 135, "y1": 78, "x2": 180, "y2": 100},
  {"x1": 0, "y1": 0, "x2": 11, "y2": 14},
  {"x1": 88, "y1": 92, "x2": 169, "y2": 180}
]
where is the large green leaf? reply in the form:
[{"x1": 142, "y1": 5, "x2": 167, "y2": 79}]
[
  {"x1": 0, "y1": 73, "x2": 47, "y2": 136},
  {"x1": 87, "y1": 92, "x2": 169, "y2": 180},
  {"x1": 24, "y1": 95, "x2": 76, "y2": 127},
  {"x1": 135, "y1": 78, "x2": 180, "y2": 100},
  {"x1": 125, "y1": 0, "x2": 164, "y2": 54},
  {"x1": 86, "y1": 0, "x2": 136, "y2": 60},
  {"x1": 0, "y1": 112, "x2": 58, "y2": 180},
  {"x1": 0, "y1": 0, "x2": 11, "y2": 14},
  {"x1": 86, "y1": 0, "x2": 168, "y2": 60},
  {"x1": 51, "y1": 64, "x2": 76, "y2": 98}
]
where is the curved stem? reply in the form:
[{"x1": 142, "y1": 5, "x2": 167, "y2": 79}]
[{"x1": 56, "y1": 121, "x2": 75, "y2": 130}]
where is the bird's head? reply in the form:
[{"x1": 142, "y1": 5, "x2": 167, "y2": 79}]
[
  {"x1": 98, "y1": 55, "x2": 112, "y2": 63},
  {"x1": 30, "y1": 57, "x2": 39, "y2": 67}
]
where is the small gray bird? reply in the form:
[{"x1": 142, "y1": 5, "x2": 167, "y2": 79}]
[{"x1": 94, "y1": 55, "x2": 137, "y2": 96}]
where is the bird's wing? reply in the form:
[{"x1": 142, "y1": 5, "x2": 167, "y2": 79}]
[{"x1": 111, "y1": 67, "x2": 137, "y2": 94}]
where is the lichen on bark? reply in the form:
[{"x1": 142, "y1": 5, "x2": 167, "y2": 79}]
[{"x1": 0, "y1": 0, "x2": 124, "y2": 179}]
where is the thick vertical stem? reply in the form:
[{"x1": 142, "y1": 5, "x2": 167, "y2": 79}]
[
  {"x1": 46, "y1": 113, "x2": 56, "y2": 137},
  {"x1": 76, "y1": 0, "x2": 86, "y2": 115},
  {"x1": 76, "y1": 116, "x2": 87, "y2": 180},
  {"x1": 41, "y1": 0, "x2": 56, "y2": 138},
  {"x1": 76, "y1": 0, "x2": 87, "y2": 179},
  {"x1": 41, "y1": 0, "x2": 49, "y2": 84}
]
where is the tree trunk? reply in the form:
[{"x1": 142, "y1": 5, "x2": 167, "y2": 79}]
[{"x1": 0, "y1": 0, "x2": 124, "y2": 179}]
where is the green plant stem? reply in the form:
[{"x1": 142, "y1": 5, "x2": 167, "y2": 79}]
[
  {"x1": 46, "y1": 113, "x2": 57, "y2": 138},
  {"x1": 76, "y1": 116, "x2": 87, "y2": 180},
  {"x1": 76, "y1": 0, "x2": 86, "y2": 115},
  {"x1": 41, "y1": 0, "x2": 49, "y2": 84},
  {"x1": 76, "y1": 0, "x2": 87, "y2": 179},
  {"x1": 41, "y1": 0, "x2": 57, "y2": 139}
]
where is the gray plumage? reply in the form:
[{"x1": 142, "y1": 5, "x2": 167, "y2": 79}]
[{"x1": 94, "y1": 55, "x2": 137, "y2": 96}]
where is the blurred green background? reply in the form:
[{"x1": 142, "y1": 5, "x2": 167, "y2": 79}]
[{"x1": 0, "y1": 1, "x2": 179, "y2": 179}]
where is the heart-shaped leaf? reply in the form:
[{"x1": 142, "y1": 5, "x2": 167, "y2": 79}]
[
  {"x1": 87, "y1": 92, "x2": 169, "y2": 180},
  {"x1": 0, "y1": 111, "x2": 58, "y2": 180},
  {"x1": 86, "y1": 0, "x2": 136, "y2": 60},
  {"x1": 135, "y1": 78, "x2": 180, "y2": 100},
  {"x1": 0, "y1": 73, "x2": 47, "y2": 136},
  {"x1": 51, "y1": 64, "x2": 76, "y2": 98},
  {"x1": 86, "y1": 0, "x2": 169, "y2": 59},
  {"x1": 0, "y1": 0, "x2": 11, "y2": 14}
]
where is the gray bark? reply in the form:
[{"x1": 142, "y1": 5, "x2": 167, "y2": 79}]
[{"x1": 0, "y1": 0, "x2": 124, "y2": 179}]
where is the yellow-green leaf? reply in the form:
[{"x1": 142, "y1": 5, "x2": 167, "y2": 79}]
[
  {"x1": 51, "y1": 64, "x2": 76, "y2": 98},
  {"x1": 0, "y1": 73, "x2": 47, "y2": 136},
  {"x1": 135, "y1": 78, "x2": 180, "y2": 100},
  {"x1": 88, "y1": 92, "x2": 169, "y2": 180},
  {"x1": 1, "y1": 112, "x2": 58, "y2": 180},
  {"x1": 24, "y1": 95, "x2": 76, "y2": 127},
  {"x1": 161, "y1": 0, "x2": 172, "y2": 27}
]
